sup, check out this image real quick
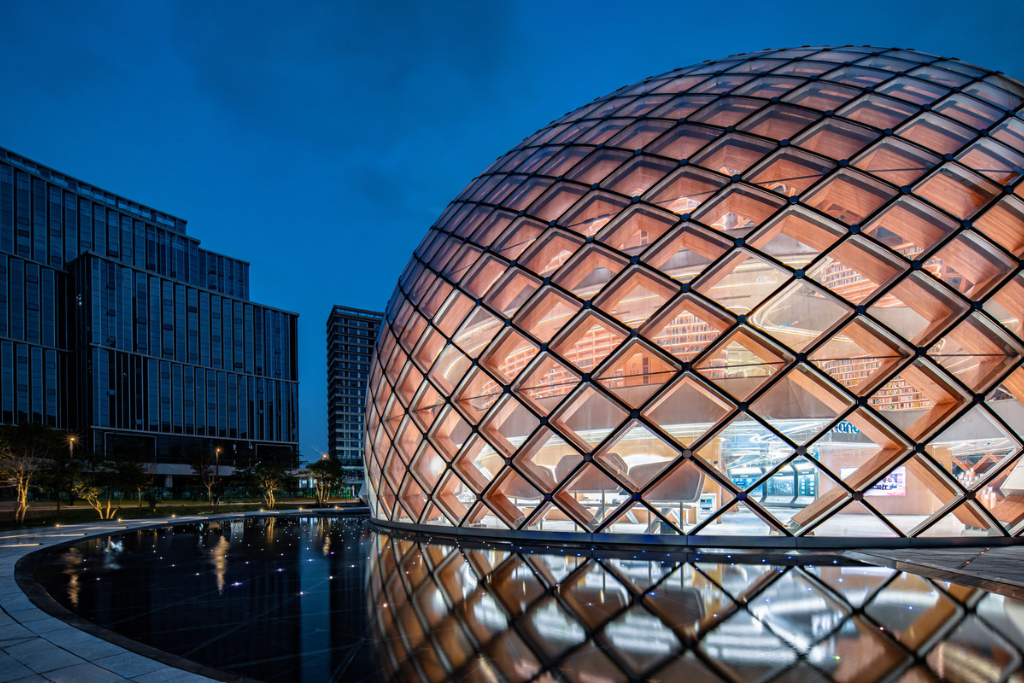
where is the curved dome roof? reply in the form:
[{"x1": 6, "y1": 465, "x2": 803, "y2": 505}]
[{"x1": 365, "y1": 46, "x2": 1024, "y2": 545}]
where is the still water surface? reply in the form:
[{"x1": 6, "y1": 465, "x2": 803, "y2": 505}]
[{"x1": 32, "y1": 516, "x2": 1024, "y2": 682}]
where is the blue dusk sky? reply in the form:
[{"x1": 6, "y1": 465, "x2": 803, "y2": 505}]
[{"x1": 1, "y1": 1, "x2": 1021, "y2": 459}]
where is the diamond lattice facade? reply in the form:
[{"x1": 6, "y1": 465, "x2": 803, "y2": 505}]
[{"x1": 365, "y1": 46, "x2": 1024, "y2": 542}]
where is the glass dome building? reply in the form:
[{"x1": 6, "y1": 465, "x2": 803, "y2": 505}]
[{"x1": 364, "y1": 46, "x2": 1024, "y2": 545}]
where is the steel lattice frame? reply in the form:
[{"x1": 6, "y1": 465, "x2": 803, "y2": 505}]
[
  {"x1": 364, "y1": 45, "x2": 1024, "y2": 545},
  {"x1": 368, "y1": 532, "x2": 1024, "y2": 683}
]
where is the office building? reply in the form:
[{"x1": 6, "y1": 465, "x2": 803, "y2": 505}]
[
  {"x1": 327, "y1": 305, "x2": 382, "y2": 475},
  {"x1": 363, "y1": 46, "x2": 1024, "y2": 544},
  {"x1": 0, "y1": 145, "x2": 299, "y2": 479}
]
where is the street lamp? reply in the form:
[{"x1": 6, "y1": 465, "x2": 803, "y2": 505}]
[
  {"x1": 214, "y1": 447, "x2": 221, "y2": 510},
  {"x1": 67, "y1": 435, "x2": 76, "y2": 461}
]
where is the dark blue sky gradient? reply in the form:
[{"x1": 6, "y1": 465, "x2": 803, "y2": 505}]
[{"x1": 2, "y1": 1, "x2": 1022, "y2": 459}]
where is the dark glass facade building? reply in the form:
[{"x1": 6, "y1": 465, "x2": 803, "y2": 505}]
[
  {"x1": 327, "y1": 305, "x2": 382, "y2": 473},
  {"x1": 0, "y1": 146, "x2": 299, "y2": 478}
]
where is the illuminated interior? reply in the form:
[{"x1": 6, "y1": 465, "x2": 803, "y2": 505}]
[{"x1": 365, "y1": 45, "x2": 1024, "y2": 540}]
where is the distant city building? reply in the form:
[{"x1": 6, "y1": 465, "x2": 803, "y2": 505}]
[
  {"x1": 327, "y1": 305, "x2": 382, "y2": 474},
  {"x1": 0, "y1": 146, "x2": 299, "y2": 482}
]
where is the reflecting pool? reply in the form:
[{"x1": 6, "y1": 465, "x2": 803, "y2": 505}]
[{"x1": 32, "y1": 516, "x2": 1024, "y2": 683}]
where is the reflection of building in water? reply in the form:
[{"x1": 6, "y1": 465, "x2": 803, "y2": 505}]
[
  {"x1": 364, "y1": 45, "x2": 1024, "y2": 543},
  {"x1": 367, "y1": 532, "x2": 1024, "y2": 683}
]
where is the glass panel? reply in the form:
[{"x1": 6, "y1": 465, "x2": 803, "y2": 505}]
[
  {"x1": 480, "y1": 395, "x2": 539, "y2": 457},
  {"x1": 897, "y1": 113, "x2": 975, "y2": 155},
  {"x1": 452, "y1": 307, "x2": 503, "y2": 359},
  {"x1": 551, "y1": 385, "x2": 629, "y2": 451},
  {"x1": 566, "y1": 148, "x2": 632, "y2": 184},
  {"x1": 648, "y1": 93, "x2": 718, "y2": 119},
  {"x1": 783, "y1": 81, "x2": 861, "y2": 111},
  {"x1": 737, "y1": 103, "x2": 820, "y2": 140},
  {"x1": 853, "y1": 137, "x2": 941, "y2": 186},
  {"x1": 644, "y1": 122, "x2": 720, "y2": 158},
  {"x1": 513, "y1": 287, "x2": 582, "y2": 343},
  {"x1": 837, "y1": 94, "x2": 918, "y2": 129},
  {"x1": 593, "y1": 267, "x2": 679, "y2": 328},
  {"x1": 868, "y1": 358, "x2": 969, "y2": 441},
  {"x1": 575, "y1": 119, "x2": 633, "y2": 146},
  {"x1": 751, "y1": 364, "x2": 854, "y2": 445},
  {"x1": 876, "y1": 77, "x2": 949, "y2": 105},
  {"x1": 733, "y1": 76, "x2": 805, "y2": 99},
  {"x1": 642, "y1": 374, "x2": 735, "y2": 447},
  {"x1": 608, "y1": 119, "x2": 675, "y2": 149},
  {"x1": 560, "y1": 191, "x2": 630, "y2": 238},
  {"x1": 552, "y1": 244, "x2": 628, "y2": 300},
  {"x1": 601, "y1": 155, "x2": 676, "y2": 197},
  {"x1": 753, "y1": 280, "x2": 853, "y2": 352},
  {"x1": 803, "y1": 169, "x2": 897, "y2": 225},
  {"x1": 551, "y1": 311, "x2": 628, "y2": 372},
  {"x1": 747, "y1": 207, "x2": 845, "y2": 268},
  {"x1": 928, "y1": 230, "x2": 1014, "y2": 300},
  {"x1": 691, "y1": 134, "x2": 775, "y2": 175},
  {"x1": 638, "y1": 459, "x2": 712, "y2": 534},
  {"x1": 642, "y1": 222, "x2": 732, "y2": 283},
  {"x1": 694, "y1": 328, "x2": 793, "y2": 400},
  {"x1": 597, "y1": 205, "x2": 677, "y2": 256},
  {"x1": 598, "y1": 421, "x2": 680, "y2": 490},
  {"x1": 462, "y1": 254, "x2": 509, "y2": 298},
  {"x1": 929, "y1": 313, "x2": 1022, "y2": 392},
  {"x1": 933, "y1": 93, "x2": 1005, "y2": 130},
  {"x1": 693, "y1": 249, "x2": 790, "y2": 314},
  {"x1": 868, "y1": 272, "x2": 970, "y2": 346},
  {"x1": 484, "y1": 269, "x2": 541, "y2": 318},
  {"x1": 957, "y1": 138, "x2": 1024, "y2": 185},
  {"x1": 595, "y1": 340, "x2": 679, "y2": 408},
  {"x1": 746, "y1": 149, "x2": 835, "y2": 197},
  {"x1": 520, "y1": 229, "x2": 584, "y2": 277},
  {"x1": 528, "y1": 182, "x2": 589, "y2": 222},
  {"x1": 433, "y1": 290, "x2": 475, "y2": 336},
  {"x1": 485, "y1": 469, "x2": 542, "y2": 528},
  {"x1": 514, "y1": 353, "x2": 581, "y2": 416},
  {"x1": 644, "y1": 167, "x2": 728, "y2": 215},
  {"x1": 641, "y1": 293, "x2": 735, "y2": 362},
  {"x1": 490, "y1": 216, "x2": 543, "y2": 259},
  {"x1": 411, "y1": 442, "x2": 447, "y2": 492},
  {"x1": 428, "y1": 343, "x2": 473, "y2": 394},
  {"x1": 451, "y1": 435, "x2": 500, "y2": 494},
  {"x1": 794, "y1": 119, "x2": 880, "y2": 160},
  {"x1": 810, "y1": 318, "x2": 913, "y2": 396},
  {"x1": 692, "y1": 186, "x2": 786, "y2": 237},
  {"x1": 515, "y1": 428, "x2": 578, "y2": 493},
  {"x1": 554, "y1": 464, "x2": 625, "y2": 531},
  {"x1": 480, "y1": 328, "x2": 540, "y2": 383},
  {"x1": 861, "y1": 197, "x2": 958, "y2": 260},
  {"x1": 429, "y1": 406, "x2": 474, "y2": 460},
  {"x1": 689, "y1": 97, "x2": 763, "y2": 127},
  {"x1": 914, "y1": 164, "x2": 1000, "y2": 219},
  {"x1": 975, "y1": 196, "x2": 1024, "y2": 257}
]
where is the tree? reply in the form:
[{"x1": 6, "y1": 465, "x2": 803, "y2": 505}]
[
  {"x1": 76, "y1": 455, "x2": 147, "y2": 520},
  {"x1": 308, "y1": 458, "x2": 343, "y2": 507},
  {"x1": 39, "y1": 442, "x2": 81, "y2": 517},
  {"x1": 0, "y1": 423, "x2": 61, "y2": 523},
  {"x1": 190, "y1": 448, "x2": 216, "y2": 504},
  {"x1": 253, "y1": 461, "x2": 288, "y2": 509}
]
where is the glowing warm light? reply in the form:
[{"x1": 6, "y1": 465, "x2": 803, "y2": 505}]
[{"x1": 365, "y1": 45, "x2": 1024, "y2": 542}]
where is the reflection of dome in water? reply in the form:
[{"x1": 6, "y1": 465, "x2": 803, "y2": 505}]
[{"x1": 365, "y1": 46, "x2": 1024, "y2": 544}]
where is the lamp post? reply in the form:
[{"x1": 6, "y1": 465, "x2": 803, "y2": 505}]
[
  {"x1": 214, "y1": 447, "x2": 221, "y2": 510},
  {"x1": 68, "y1": 435, "x2": 76, "y2": 461}
]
